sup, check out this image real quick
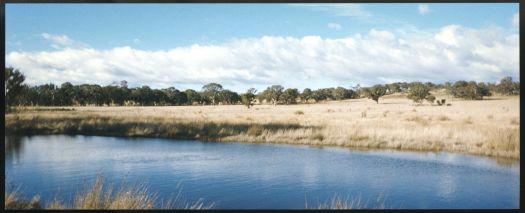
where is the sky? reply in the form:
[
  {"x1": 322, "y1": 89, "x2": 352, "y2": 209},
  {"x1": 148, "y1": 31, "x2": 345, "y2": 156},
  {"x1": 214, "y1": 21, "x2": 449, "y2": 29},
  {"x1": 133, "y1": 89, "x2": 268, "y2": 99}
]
[{"x1": 5, "y1": 3, "x2": 520, "y2": 93}]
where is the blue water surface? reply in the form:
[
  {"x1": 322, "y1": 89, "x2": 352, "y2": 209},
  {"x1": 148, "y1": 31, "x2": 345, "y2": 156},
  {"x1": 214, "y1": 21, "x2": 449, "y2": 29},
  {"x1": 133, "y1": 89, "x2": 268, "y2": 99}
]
[{"x1": 4, "y1": 135, "x2": 520, "y2": 209}]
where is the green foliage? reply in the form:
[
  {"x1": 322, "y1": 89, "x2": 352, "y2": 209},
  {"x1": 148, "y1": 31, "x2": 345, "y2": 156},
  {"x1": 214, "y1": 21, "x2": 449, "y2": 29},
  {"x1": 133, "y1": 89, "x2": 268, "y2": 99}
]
[
  {"x1": 5, "y1": 67, "x2": 26, "y2": 108},
  {"x1": 497, "y1": 76, "x2": 519, "y2": 95},
  {"x1": 262, "y1": 85, "x2": 284, "y2": 105},
  {"x1": 218, "y1": 90, "x2": 240, "y2": 105},
  {"x1": 367, "y1": 85, "x2": 386, "y2": 104},
  {"x1": 332, "y1": 87, "x2": 355, "y2": 100},
  {"x1": 407, "y1": 82, "x2": 431, "y2": 103},
  {"x1": 241, "y1": 88, "x2": 257, "y2": 108},
  {"x1": 448, "y1": 80, "x2": 492, "y2": 100},
  {"x1": 301, "y1": 88, "x2": 313, "y2": 103},
  {"x1": 281, "y1": 88, "x2": 300, "y2": 104},
  {"x1": 202, "y1": 83, "x2": 223, "y2": 105}
]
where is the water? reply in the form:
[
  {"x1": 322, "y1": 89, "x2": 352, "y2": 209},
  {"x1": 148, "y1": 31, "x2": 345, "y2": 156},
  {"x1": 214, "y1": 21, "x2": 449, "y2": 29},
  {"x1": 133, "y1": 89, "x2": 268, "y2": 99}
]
[{"x1": 5, "y1": 135, "x2": 520, "y2": 209}]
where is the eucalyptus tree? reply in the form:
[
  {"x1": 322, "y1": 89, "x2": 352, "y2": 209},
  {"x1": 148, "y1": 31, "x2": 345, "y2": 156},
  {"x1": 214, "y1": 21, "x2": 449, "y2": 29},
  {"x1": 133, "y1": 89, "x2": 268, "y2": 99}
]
[
  {"x1": 281, "y1": 88, "x2": 300, "y2": 104},
  {"x1": 263, "y1": 85, "x2": 284, "y2": 105},
  {"x1": 5, "y1": 67, "x2": 26, "y2": 108},
  {"x1": 367, "y1": 85, "x2": 387, "y2": 104},
  {"x1": 202, "y1": 83, "x2": 223, "y2": 105},
  {"x1": 301, "y1": 88, "x2": 313, "y2": 103},
  {"x1": 241, "y1": 88, "x2": 257, "y2": 108}
]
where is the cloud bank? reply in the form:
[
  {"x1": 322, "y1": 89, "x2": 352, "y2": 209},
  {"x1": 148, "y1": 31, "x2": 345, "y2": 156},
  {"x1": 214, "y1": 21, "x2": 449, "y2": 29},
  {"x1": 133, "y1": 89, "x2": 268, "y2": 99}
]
[{"x1": 6, "y1": 25, "x2": 519, "y2": 92}]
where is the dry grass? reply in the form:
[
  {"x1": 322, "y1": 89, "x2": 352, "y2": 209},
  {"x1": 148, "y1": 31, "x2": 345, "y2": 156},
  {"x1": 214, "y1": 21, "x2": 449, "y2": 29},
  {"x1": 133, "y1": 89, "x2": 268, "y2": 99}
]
[
  {"x1": 5, "y1": 95, "x2": 520, "y2": 159},
  {"x1": 5, "y1": 175, "x2": 213, "y2": 210},
  {"x1": 308, "y1": 194, "x2": 386, "y2": 209},
  {"x1": 5, "y1": 191, "x2": 41, "y2": 210}
]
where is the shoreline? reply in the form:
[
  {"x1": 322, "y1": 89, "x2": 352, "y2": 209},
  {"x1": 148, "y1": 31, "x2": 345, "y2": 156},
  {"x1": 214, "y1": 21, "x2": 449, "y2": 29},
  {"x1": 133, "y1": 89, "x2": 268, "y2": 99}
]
[{"x1": 5, "y1": 112, "x2": 519, "y2": 160}]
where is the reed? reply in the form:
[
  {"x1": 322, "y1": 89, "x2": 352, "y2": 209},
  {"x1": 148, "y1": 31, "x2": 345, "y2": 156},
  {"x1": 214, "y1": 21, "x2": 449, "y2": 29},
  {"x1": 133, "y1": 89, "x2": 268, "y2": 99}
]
[
  {"x1": 5, "y1": 95, "x2": 519, "y2": 159},
  {"x1": 5, "y1": 175, "x2": 213, "y2": 210}
]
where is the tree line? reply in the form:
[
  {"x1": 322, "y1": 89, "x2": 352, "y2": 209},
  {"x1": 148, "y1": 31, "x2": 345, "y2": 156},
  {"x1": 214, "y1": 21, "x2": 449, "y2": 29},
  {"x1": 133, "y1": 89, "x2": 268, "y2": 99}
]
[{"x1": 5, "y1": 67, "x2": 520, "y2": 108}]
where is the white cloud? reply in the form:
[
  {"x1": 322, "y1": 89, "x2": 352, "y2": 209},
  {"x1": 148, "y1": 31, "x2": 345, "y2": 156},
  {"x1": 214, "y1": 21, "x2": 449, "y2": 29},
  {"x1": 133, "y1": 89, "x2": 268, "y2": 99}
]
[
  {"x1": 41, "y1": 33, "x2": 88, "y2": 49},
  {"x1": 133, "y1": 38, "x2": 141, "y2": 44},
  {"x1": 327, "y1": 23, "x2": 342, "y2": 30},
  {"x1": 6, "y1": 25, "x2": 519, "y2": 92},
  {"x1": 434, "y1": 25, "x2": 461, "y2": 47},
  {"x1": 418, "y1": 4, "x2": 430, "y2": 15},
  {"x1": 512, "y1": 13, "x2": 519, "y2": 28}
]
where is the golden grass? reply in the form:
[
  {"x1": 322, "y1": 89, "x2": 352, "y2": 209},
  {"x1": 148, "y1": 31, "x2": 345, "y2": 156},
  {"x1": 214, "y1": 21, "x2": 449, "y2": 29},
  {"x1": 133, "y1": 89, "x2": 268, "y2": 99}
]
[
  {"x1": 5, "y1": 175, "x2": 213, "y2": 210},
  {"x1": 5, "y1": 95, "x2": 520, "y2": 159},
  {"x1": 308, "y1": 194, "x2": 386, "y2": 209}
]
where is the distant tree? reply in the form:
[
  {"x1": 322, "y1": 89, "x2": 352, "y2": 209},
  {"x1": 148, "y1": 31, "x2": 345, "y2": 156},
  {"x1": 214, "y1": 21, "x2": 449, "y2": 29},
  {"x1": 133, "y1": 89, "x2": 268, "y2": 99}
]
[
  {"x1": 241, "y1": 88, "x2": 257, "y2": 108},
  {"x1": 407, "y1": 82, "x2": 431, "y2": 104},
  {"x1": 386, "y1": 83, "x2": 401, "y2": 94},
  {"x1": 448, "y1": 80, "x2": 492, "y2": 100},
  {"x1": 311, "y1": 89, "x2": 326, "y2": 102},
  {"x1": 57, "y1": 82, "x2": 75, "y2": 106},
  {"x1": 497, "y1": 76, "x2": 519, "y2": 95},
  {"x1": 5, "y1": 67, "x2": 26, "y2": 108},
  {"x1": 120, "y1": 80, "x2": 128, "y2": 88},
  {"x1": 263, "y1": 85, "x2": 284, "y2": 105},
  {"x1": 18, "y1": 85, "x2": 38, "y2": 106},
  {"x1": 202, "y1": 83, "x2": 223, "y2": 105},
  {"x1": 131, "y1": 86, "x2": 154, "y2": 106},
  {"x1": 35, "y1": 84, "x2": 58, "y2": 106},
  {"x1": 367, "y1": 85, "x2": 386, "y2": 104},
  {"x1": 301, "y1": 88, "x2": 313, "y2": 103},
  {"x1": 185, "y1": 89, "x2": 201, "y2": 105},
  {"x1": 332, "y1": 87, "x2": 353, "y2": 100},
  {"x1": 218, "y1": 89, "x2": 240, "y2": 105},
  {"x1": 281, "y1": 88, "x2": 300, "y2": 104}
]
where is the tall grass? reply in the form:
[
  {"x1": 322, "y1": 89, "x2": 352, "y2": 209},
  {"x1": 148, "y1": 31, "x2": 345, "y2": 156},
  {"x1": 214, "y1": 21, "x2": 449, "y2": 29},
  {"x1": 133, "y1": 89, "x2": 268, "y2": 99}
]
[
  {"x1": 5, "y1": 96, "x2": 520, "y2": 159},
  {"x1": 307, "y1": 194, "x2": 386, "y2": 209},
  {"x1": 5, "y1": 175, "x2": 213, "y2": 210}
]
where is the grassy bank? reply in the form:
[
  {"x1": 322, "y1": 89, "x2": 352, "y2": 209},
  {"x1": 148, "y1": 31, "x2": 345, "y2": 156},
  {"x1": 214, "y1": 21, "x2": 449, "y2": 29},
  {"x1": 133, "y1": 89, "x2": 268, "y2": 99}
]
[
  {"x1": 5, "y1": 95, "x2": 520, "y2": 159},
  {"x1": 5, "y1": 175, "x2": 213, "y2": 210}
]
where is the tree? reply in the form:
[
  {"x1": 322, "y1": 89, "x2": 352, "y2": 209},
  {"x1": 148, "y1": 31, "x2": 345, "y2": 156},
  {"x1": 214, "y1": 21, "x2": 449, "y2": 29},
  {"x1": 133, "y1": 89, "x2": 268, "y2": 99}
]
[
  {"x1": 185, "y1": 89, "x2": 201, "y2": 105},
  {"x1": 57, "y1": 82, "x2": 75, "y2": 106},
  {"x1": 497, "y1": 76, "x2": 518, "y2": 95},
  {"x1": 241, "y1": 88, "x2": 257, "y2": 108},
  {"x1": 202, "y1": 83, "x2": 223, "y2": 105},
  {"x1": 301, "y1": 88, "x2": 313, "y2": 103},
  {"x1": 311, "y1": 89, "x2": 326, "y2": 102},
  {"x1": 386, "y1": 83, "x2": 401, "y2": 94},
  {"x1": 5, "y1": 67, "x2": 26, "y2": 108},
  {"x1": 332, "y1": 87, "x2": 353, "y2": 100},
  {"x1": 281, "y1": 88, "x2": 299, "y2": 104},
  {"x1": 448, "y1": 80, "x2": 492, "y2": 100},
  {"x1": 407, "y1": 82, "x2": 431, "y2": 104},
  {"x1": 367, "y1": 85, "x2": 386, "y2": 104},
  {"x1": 35, "y1": 84, "x2": 58, "y2": 106},
  {"x1": 263, "y1": 85, "x2": 284, "y2": 105},
  {"x1": 218, "y1": 89, "x2": 240, "y2": 105}
]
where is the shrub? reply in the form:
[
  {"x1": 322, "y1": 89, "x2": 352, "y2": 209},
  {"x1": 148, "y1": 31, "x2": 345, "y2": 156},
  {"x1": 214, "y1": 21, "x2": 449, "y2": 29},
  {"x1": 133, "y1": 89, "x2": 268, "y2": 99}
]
[
  {"x1": 311, "y1": 133, "x2": 325, "y2": 141},
  {"x1": 367, "y1": 85, "x2": 386, "y2": 104},
  {"x1": 425, "y1": 95, "x2": 436, "y2": 104},
  {"x1": 247, "y1": 125, "x2": 264, "y2": 136},
  {"x1": 407, "y1": 82, "x2": 431, "y2": 104}
]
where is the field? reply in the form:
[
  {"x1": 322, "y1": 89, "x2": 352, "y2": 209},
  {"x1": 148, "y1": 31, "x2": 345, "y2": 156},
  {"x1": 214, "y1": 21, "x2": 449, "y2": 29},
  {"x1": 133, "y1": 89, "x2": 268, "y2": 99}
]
[{"x1": 5, "y1": 93, "x2": 520, "y2": 159}]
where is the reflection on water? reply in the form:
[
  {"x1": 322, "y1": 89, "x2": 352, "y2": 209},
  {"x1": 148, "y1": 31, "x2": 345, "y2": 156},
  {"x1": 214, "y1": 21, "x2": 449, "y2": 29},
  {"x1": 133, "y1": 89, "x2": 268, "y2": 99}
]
[
  {"x1": 4, "y1": 135, "x2": 520, "y2": 209},
  {"x1": 5, "y1": 136, "x2": 25, "y2": 163}
]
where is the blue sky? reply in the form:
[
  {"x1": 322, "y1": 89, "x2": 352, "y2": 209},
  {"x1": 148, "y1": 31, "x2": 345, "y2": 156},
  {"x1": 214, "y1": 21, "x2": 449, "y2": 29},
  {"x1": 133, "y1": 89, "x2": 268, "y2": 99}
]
[{"x1": 5, "y1": 3, "x2": 519, "y2": 92}]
